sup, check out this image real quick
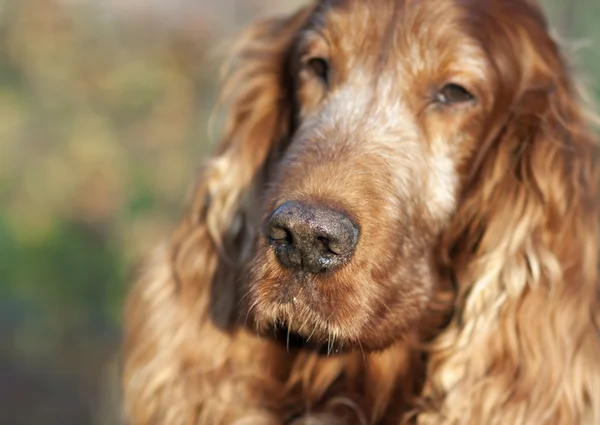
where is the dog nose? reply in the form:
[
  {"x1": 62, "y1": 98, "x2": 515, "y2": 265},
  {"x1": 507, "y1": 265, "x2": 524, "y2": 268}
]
[{"x1": 267, "y1": 201, "x2": 359, "y2": 274}]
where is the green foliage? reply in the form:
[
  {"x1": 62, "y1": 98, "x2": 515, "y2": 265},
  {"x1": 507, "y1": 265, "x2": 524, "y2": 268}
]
[{"x1": 0, "y1": 0, "x2": 217, "y2": 423}]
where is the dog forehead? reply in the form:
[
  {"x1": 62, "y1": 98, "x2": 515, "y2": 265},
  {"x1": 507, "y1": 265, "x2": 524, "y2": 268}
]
[
  {"x1": 313, "y1": 0, "x2": 460, "y2": 40},
  {"x1": 309, "y1": 0, "x2": 475, "y2": 79}
]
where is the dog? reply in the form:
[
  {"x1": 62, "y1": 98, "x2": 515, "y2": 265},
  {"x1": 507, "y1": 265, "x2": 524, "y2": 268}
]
[{"x1": 122, "y1": 1, "x2": 600, "y2": 423}]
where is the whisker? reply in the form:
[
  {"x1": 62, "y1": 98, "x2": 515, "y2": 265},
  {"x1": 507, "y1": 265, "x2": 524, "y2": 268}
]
[
  {"x1": 357, "y1": 339, "x2": 367, "y2": 367},
  {"x1": 297, "y1": 316, "x2": 310, "y2": 334},
  {"x1": 235, "y1": 288, "x2": 253, "y2": 310},
  {"x1": 245, "y1": 298, "x2": 260, "y2": 327},
  {"x1": 307, "y1": 324, "x2": 317, "y2": 342},
  {"x1": 286, "y1": 312, "x2": 293, "y2": 352},
  {"x1": 326, "y1": 310, "x2": 336, "y2": 322},
  {"x1": 332, "y1": 330, "x2": 338, "y2": 353}
]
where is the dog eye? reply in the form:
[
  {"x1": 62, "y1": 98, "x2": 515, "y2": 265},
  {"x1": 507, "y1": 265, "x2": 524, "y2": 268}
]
[
  {"x1": 435, "y1": 83, "x2": 474, "y2": 105},
  {"x1": 306, "y1": 57, "x2": 329, "y2": 84}
]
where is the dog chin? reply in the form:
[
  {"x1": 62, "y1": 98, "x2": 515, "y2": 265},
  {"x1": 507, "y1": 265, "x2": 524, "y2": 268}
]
[
  {"x1": 250, "y1": 300, "x2": 402, "y2": 354},
  {"x1": 268, "y1": 325, "x2": 352, "y2": 355}
]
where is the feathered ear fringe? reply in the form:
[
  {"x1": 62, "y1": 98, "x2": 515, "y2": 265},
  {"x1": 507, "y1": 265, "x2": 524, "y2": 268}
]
[
  {"x1": 418, "y1": 5, "x2": 600, "y2": 425},
  {"x1": 122, "y1": 8, "x2": 314, "y2": 425}
]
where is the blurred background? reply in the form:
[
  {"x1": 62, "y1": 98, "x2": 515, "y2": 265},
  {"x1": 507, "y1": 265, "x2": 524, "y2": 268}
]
[{"x1": 0, "y1": 0, "x2": 597, "y2": 424}]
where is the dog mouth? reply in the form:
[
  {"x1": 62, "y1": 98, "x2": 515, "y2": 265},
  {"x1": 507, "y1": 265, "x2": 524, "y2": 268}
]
[
  {"x1": 246, "y1": 285, "x2": 355, "y2": 355},
  {"x1": 247, "y1": 250, "x2": 369, "y2": 354},
  {"x1": 271, "y1": 324, "x2": 350, "y2": 356}
]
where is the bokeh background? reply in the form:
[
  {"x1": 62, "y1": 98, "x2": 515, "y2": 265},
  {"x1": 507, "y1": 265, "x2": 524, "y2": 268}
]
[{"x1": 0, "y1": 0, "x2": 598, "y2": 424}]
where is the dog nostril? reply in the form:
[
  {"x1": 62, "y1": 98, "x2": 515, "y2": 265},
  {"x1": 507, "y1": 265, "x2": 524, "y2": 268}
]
[
  {"x1": 316, "y1": 236, "x2": 336, "y2": 255},
  {"x1": 266, "y1": 201, "x2": 359, "y2": 274},
  {"x1": 316, "y1": 236, "x2": 329, "y2": 247},
  {"x1": 270, "y1": 226, "x2": 292, "y2": 244}
]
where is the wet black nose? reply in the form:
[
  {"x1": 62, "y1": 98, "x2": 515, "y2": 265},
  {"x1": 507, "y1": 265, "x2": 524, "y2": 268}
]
[{"x1": 267, "y1": 201, "x2": 359, "y2": 274}]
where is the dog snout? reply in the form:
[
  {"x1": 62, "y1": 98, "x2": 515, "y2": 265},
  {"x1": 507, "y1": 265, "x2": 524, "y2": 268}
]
[{"x1": 267, "y1": 201, "x2": 359, "y2": 274}]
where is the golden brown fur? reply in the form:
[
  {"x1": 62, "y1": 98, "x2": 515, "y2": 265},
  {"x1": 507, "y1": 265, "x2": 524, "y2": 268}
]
[{"x1": 122, "y1": 0, "x2": 600, "y2": 424}]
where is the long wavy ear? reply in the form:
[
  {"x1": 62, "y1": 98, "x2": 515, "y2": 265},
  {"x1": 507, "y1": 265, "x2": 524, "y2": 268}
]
[
  {"x1": 420, "y1": 3, "x2": 600, "y2": 425},
  {"x1": 122, "y1": 7, "x2": 312, "y2": 425}
]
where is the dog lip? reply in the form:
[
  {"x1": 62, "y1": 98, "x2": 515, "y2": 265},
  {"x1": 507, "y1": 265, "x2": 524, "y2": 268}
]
[{"x1": 271, "y1": 324, "x2": 350, "y2": 355}]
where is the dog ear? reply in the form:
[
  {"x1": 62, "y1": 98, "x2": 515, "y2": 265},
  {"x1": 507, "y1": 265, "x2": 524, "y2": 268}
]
[
  {"x1": 183, "y1": 4, "x2": 314, "y2": 276},
  {"x1": 122, "y1": 7, "x2": 313, "y2": 425},
  {"x1": 423, "y1": 3, "x2": 600, "y2": 424}
]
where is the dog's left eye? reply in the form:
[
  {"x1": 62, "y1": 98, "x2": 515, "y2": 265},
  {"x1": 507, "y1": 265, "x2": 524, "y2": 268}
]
[
  {"x1": 435, "y1": 83, "x2": 475, "y2": 105},
  {"x1": 305, "y1": 57, "x2": 329, "y2": 84}
]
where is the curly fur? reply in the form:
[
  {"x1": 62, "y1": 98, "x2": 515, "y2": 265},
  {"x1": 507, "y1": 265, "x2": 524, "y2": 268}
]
[{"x1": 122, "y1": 1, "x2": 600, "y2": 424}]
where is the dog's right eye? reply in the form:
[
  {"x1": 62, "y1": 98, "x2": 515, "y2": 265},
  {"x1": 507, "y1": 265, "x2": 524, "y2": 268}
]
[
  {"x1": 435, "y1": 83, "x2": 475, "y2": 105},
  {"x1": 305, "y1": 57, "x2": 329, "y2": 85}
]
